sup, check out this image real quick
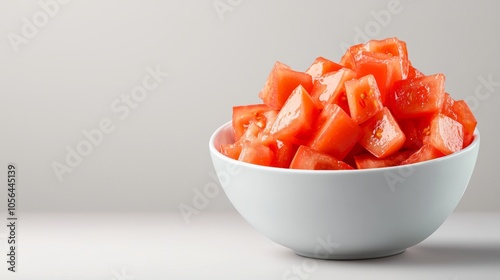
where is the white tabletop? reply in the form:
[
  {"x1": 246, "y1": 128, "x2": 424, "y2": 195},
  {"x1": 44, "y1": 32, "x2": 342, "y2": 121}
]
[{"x1": 1, "y1": 211, "x2": 499, "y2": 279}]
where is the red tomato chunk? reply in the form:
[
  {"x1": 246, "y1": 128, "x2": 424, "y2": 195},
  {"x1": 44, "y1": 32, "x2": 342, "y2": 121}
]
[{"x1": 221, "y1": 37, "x2": 478, "y2": 169}]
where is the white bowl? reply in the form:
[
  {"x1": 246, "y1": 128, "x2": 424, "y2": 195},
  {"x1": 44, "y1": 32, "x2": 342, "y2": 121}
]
[{"x1": 209, "y1": 121, "x2": 480, "y2": 259}]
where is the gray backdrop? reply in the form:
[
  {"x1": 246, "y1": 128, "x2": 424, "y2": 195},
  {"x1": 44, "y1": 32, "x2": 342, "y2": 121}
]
[{"x1": 1, "y1": 0, "x2": 498, "y2": 217}]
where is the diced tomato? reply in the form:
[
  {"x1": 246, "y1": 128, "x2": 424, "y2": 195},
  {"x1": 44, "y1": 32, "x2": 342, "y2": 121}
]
[
  {"x1": 339, "y1": 43, "x2": 364, "y2": 70},
  {"x1": 259, "y1": 62, "x2": 313, "y2": 110},
  {"x1": 221, "y1": 122, "x2": 262, "y2": 160},
  {"x1": 238, "y1": 142, "x2": 274, "y2": 166},
  {"x1": 224, "y1": 38, "x2": 478, "y2": 169},
  {"x1": 270, "y1": 85, "x2": 319, "y2": 144},
  {"x1": 354, "y1": 150, "x2": 413, "y2": 169},
  {"x1": 440, "y1": 92, "x2": 456, "y2": 119},
  {"x1": 309, "y1": 104, "x2": 362, "y2": 160},
  {"x1": 388, "y1": 74, "x2": 446, "y2": 119},
  {"x1": 345, "y1": 74, "x2": 384, "y2": 124},
  {"x1": 407, "y1": 63, "x2": 425, "y2": 79},
  {"x1": 289, "y1": 145, "x2": 354, "y2": 170},
  {"x1": 232, "y1": 104, "x2": 272, "y2": 141},
  {"x1": 353, "y1": 52, "x2": 404, "y2": 102},
  {"x1": 354, "y1": 58, "x2": 388, "y2": 99},
  {"x1": 399, "y1": 119, "x2": 423, "y2": 150},
  {"x1": 342, "y1": 143, "x2": 368, "y2": 168},
  {"x1": 311, "y1": 68, "x2": 356, "y2": 111},
  {"x1": 401, "y1": 144, "x2": 445, "y2": 165},
  {"x1": 305, "y1": 56, "x2": 343, "y2": 81},
  {"x1": 451, "y1": 100, "x2": 477, "y2": 148},
  {"x1": 269, "y1": 140, "x2": 297, "y2": 168},
  {"x1": 364, "y1": 37, "x2": 409, "y2": 79},
  {"x1": 427, "y1": 114, "x2": 464, "y2": 155},
  {"x1": 358, "y1": 107, "x2": 406, "y2": 158},
  {"x1": 220, "y1": 142, "x2": 242, "y2": 160}
]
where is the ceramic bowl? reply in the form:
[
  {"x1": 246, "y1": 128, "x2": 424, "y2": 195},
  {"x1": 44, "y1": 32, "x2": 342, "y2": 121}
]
[{"x1": 209, "y1": 121, "x2": 480, "y2": 259}]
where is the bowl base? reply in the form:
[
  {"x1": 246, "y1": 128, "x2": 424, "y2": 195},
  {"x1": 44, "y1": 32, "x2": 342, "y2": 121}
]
[{"x1": 294, "y1": 248, "x2": 406, "y2": 260}]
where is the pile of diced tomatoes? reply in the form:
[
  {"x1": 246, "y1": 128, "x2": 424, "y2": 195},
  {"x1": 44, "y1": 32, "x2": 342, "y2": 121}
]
[{"x1": 220, "y1": 37, "x2": 477, "y2": 170}]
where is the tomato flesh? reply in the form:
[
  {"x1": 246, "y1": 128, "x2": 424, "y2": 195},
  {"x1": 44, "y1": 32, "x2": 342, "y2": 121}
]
[
  {"x1": 269, "y1": 140, "x2": 297, "y2": 168},
  {"x1": 311, "y1": 68, "x2": 356, "y2": 111},
  {"x1": 290, "y1": 145, "x2": 353, "y2": 170},
  {"x1": 232, "y1": 104, "x2": 272, "y2": 141},
  {"x1": 306, "y1": 56, "x2": 343, "y2": 81},
  {"x1": 270, "y1": 85, "x2": 319, "y2": 144},
  {"x1": 238, "y1": 142, "x2": 274, "y2": 166},
  {"x1": 309, "y1": 104, "x2": 361, "y2": 160},
  {"x1": 358, "y1": 107, "x2": 406, "y2": 158},
  {"x1": 427, "y1": 114, "x2": 464, "y2": 155},
  {"x1": 401, "y1": 144, "x2": 445, "y2": 165},
  {"x1": 345, "y1": 74, "x2": 383, "y2": 124},
  {"x1": 388, "y1": 74, "x2": 446, "y2": 119},
  {"x1": 259, "y1": 62, "x2": 313, "y2": 110},
  {"x1": 451, "y1": 100, "x2": 477, "y2": 148}
]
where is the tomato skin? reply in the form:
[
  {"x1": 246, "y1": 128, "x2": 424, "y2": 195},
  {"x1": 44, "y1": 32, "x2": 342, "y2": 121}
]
[
  {"x1": 358, "y1": 107, "x2": 406, "y2": 159},
  {"x1": 401, "y1": 144, "x2": 445, "y2": 165},
  {"x1": 388, "y1": 74, "x2": 446, "y2": 119},
  {"x1": 354, "y1": 150, "x2": 413, "y2": 169},
  {"x1": 427, "y1": 114, "x2": 464, "y2": 155},
  {"x1": 345, "y1": 74, "x2": 384, "y2": 124},
  {"x1": 309, "y1": 104, "x2": 362, "y2": 160},
  {"x1": 259, "y1": 62, "x2": 313, "y2": 110},
  {"x1": 306, "y1": 56, "x2": 343, "y2": 81},
  {"x1": 270, "y1": 85, "x2": 319, "y2": 144},
  {"x1": 289, "y1": 145, "x2": 354, "y2": 170},
  {"x1": 232, "y1": 104, "x2": 272, "y2": 141}
]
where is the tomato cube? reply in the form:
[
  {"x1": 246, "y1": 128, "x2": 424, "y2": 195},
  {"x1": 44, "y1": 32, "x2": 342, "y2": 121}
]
[
  {"x1": 270, "y1": 85, "x2": 319, "y2": 144},
  {"x1": 311, "y1": 68, "x2": 356, "y2": 112},
  {"x1": 364, "y1": 37, "x2": 409, "y2": 79},
  {"x1": 451, "y1": 100, "x2": 477, "y2": 148},
  {"x1": 407, "y1": 63, "x2": 425, "y2": 79},
  {"x1": 345, "y1": 74, "x2": 384, "y2": 124},
  {"x1": 238, "y1": 142, "x2": 274, "y2": 166},
  {"x1": 269, "y1": 140, "x2": 297, "y2": 168},
  {"x1": 220, "y1": 142, "x2": 242, "y2": 160},
  {"x1": 290, "y1": 145, "x2": 353, "y2": 170},
  {"x1": 388, "y1": 74, "x2": 446, "y2": 119},
  {"x1": 401, "y1": 144, "x2": 445, "y2": 165},
  {"x1": 305, "y1": 56, "x2": 343, "y2": 81},
  {"x1": 232, "y1": 104, "x2": 272, "y2": 141},
  {"x1": 309, "y1": 104, "x2": 362, "y2": 160},
  {"x1": 358, "y1": 107, "x2": 406, "y2": 158},
  {"x1": 427, "y1": 114, "x2": 464, "y2": 155},
  {"x1": 259, "y1": 61, "x2": 313, "y2": 110}
]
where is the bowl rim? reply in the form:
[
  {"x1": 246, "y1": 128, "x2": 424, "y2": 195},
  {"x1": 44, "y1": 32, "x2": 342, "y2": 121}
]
[{"x1": 209, "y1": 120, "x2": 480, "y2": 174}]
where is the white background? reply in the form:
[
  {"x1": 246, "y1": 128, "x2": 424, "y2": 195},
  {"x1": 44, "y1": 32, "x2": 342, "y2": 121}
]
[
  {"x1": 2, "y1": 0, "x2": 498, "y2": 214},
  {"x1": 1, "y1": 0, "x2": 499, "y2": 223},
  {"x1": 1, "y1": 0, "x2": 500, "y2": 279}
]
